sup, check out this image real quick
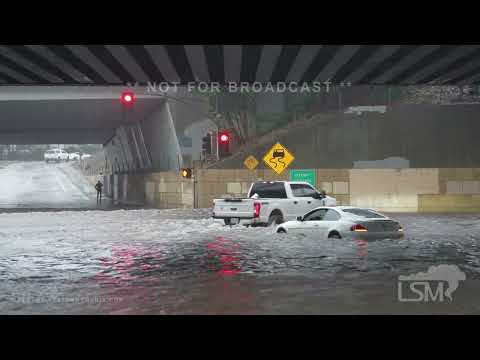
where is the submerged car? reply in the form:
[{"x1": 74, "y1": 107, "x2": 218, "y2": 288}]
[{"x1": 275, "y1": 206, "x2": 404, "y2": 240}]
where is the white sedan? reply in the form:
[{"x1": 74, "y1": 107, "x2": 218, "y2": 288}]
[{"x1": 275, "y1": 206, "x2": 404, "y2": 240}]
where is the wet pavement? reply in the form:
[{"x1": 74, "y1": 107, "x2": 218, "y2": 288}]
[
  {"x1": 1, "y1": 161, "x2": 480, "y2": 314},
  {"x1": 0, "y1": 161, "x2": 112, "y2": 210}
]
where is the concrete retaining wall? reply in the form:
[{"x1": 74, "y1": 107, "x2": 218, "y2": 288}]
[
  {"x1": 104, "y1": 167, "x2": 480, "y2": 213},
  {"x1": 144, "y1": 172, "x2": 193, "y2": 209},
  {"x1": 349, "y1": 169, "x2": 440, "y2": 212}
]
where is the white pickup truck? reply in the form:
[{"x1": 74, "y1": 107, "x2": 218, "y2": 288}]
[{"x1": 212, "y1": 181, "x2": 337, "y2": 226}]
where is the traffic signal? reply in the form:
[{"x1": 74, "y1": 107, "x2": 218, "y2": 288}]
[
  {"x1": 219, "y1": 133, "x2": 229, "y2": 143},
  {"x1": 202, "y1": 132, "x2": 212, "y2": 155},
  {"x1": 120, "y1": 91, "x2": 135, "y2": 106},
  {"x1": 181, "y1": 168, "x2": 192, "y2": 179},
  {"x1": 218, "y1": 130, "x2": 231, "y2": 157}
]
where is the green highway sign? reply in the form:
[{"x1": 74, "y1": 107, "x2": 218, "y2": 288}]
[{"x1": 290, "y1": 169, "x2": 316, "y2": 187}]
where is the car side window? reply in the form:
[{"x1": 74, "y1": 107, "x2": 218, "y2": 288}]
[
  {"x1": 323, "y1": 209, "x2": 341, "y2": 221},
  {"x1": 304, "y1": 209, "x2": 328, "y2": 221},
  {"x1": 302, "y1": 185, "x2": 318, "y2": 198},
  {"x1": 291, "y1": 184, "x2": 318, "y2": 197},
  {"x1": 290, "y1": 184, "x2": 303, "y2": 197}
]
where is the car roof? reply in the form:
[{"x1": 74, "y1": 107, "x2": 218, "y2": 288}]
[{"x1": 306, "y1": 206, "x2": 386, "y2": 214}]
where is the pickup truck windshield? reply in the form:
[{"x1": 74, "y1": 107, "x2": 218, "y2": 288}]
[{"x1": 249, "y1": 183, "x2": 287, "y2": 198}]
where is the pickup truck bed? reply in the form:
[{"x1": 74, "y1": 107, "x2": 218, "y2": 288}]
[{"x1": 212, "y1": 198, "x2": 258, "y2": 220}]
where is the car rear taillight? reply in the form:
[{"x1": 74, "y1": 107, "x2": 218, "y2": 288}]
[
  {"x1": 253, "y1": 202, "x2": 261, "y2": 218},
  {"x1": 350, "y1": 224, "x2": 368, "y2": 232}
]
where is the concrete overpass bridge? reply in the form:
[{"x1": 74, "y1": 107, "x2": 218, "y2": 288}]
[
  {"x1": 1, "y1": 45, "x2": 480, "y2": 86},
  {"x1": 0, "y1": 85, "x2": 204, "y2": 174},
  {"x1": 1, "y1": 45, "x2": 480, "y2": 175}
]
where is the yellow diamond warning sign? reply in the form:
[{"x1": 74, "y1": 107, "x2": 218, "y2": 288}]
[
  {"x1": 244, "y1": 155, "x2": 259, "y2": 170},
  {"x1": 263, "y1": 142, "x2": 295, "y2": 175}
]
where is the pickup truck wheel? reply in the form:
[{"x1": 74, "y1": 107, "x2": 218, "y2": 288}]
[
  {"x1": 268, "y1": 213, "x2": 283, "y2": 226},
  {"x1": 277, "y1": 228, "x2": 286, "y2": 233},
  {"x1": 224, "y1": 219, "x2": 231, "y2": 226}
]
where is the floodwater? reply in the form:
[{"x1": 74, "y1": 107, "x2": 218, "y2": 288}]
[
  {"x1": 1, "y1": 208, "x2": 479, "y2": 314},
  {"x1": 1, "y1": 161, "x2": 480, "y2": 314}
]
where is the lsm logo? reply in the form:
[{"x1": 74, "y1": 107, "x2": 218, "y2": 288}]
[{"x1": 398, "y1": 265, "x2": 466, "y2": 302}]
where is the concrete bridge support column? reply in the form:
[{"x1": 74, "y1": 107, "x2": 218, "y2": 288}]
[
  {"x1": 103, "y1": 100, "x2": 181, "y2": 174},
  {"x1": 102, "y1": 99, "x2": 183, "y2": 206},
  {"x1": 116, "y1": 126, "x2": 136, "y2": 172},
  {"x1": 104, "y1": 130, "x2": 129, "y2": 173},
  {"x1": 113, "y1": 175, "x2": 119, "y2": 202},
  {"x1": 139, "y1": 101, "x2": 183, "y2": 172}
]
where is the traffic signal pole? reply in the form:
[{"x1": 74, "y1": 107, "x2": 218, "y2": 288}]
[{"x1": 215, "y1": 130, "x2": 219, "y2": 161}]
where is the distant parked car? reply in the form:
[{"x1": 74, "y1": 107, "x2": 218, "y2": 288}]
[
  {"x1": 80, "y1": 153, "x2": 92, "y2": 160},
  {"x1": 68, "y1": 152, "x2": 80, "y2": 161},
  {"x1": 44, "y1": 148, "x2": 69, "y2": 163}
]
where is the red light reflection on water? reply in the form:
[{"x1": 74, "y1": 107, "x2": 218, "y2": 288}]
[
  {"x1": 95, "y1": 246, "x2": 164, "y2": 285},
  {"x1": 354, "y1": 238, "x2": 368, "y2": 258},
  {"x1": 207, "y1": 236, "x2": 242, "y2": 276}
]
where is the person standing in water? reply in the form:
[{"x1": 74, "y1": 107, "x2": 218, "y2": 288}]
[{"x1": 95, "y1": 180, "x2": 103, "y2": 203}]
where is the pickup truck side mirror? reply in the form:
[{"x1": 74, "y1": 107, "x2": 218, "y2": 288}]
[
  {"x1": 296, "y1": 216, "x2": 303, "y2": 221},
  {"x1": 313, "y1": 192, "x2": 324, "y2": 200}
]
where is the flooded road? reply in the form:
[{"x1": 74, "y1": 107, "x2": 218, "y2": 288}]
[
  {"x1": 1, "y1": 161, "x2": 480, "y2": 314},
  {"x1": 0, "y1": 161, "x2": 109, "y2": 209},
  {"x1": 1, "y1": 208, "x2": 480, "y2": 314}
]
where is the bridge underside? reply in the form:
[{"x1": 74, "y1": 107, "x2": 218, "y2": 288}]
[
  {"x1": 1, "y1": 45, "x2": 480, "y2": 174},
  {"x1": 0, "y1": 86, "x2": 165, "y2": 144},
  {"x1": 0, "y1": 86, "x2": 193, "y2": 173},
  {"x1": 0, "y1": 129, "x2": 112, "y2": 144},
  {"x1": 0, "y1": 45, "x2": 480, "y2": 86}
]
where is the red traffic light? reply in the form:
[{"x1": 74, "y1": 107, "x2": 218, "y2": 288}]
[
  {"x1": 218, "y1": 131, "x2": 231, "y2": 158},
  {"x1": 121, "y1": 92, "x2": 135, "y2": 106},
  {"x1": 219, "y1": 132, "x2": 230, "y2": 143}
]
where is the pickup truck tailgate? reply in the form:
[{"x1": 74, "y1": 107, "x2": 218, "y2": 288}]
[{"x1": 213, "y1": 199, "x2": 254, "y2": 219}]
